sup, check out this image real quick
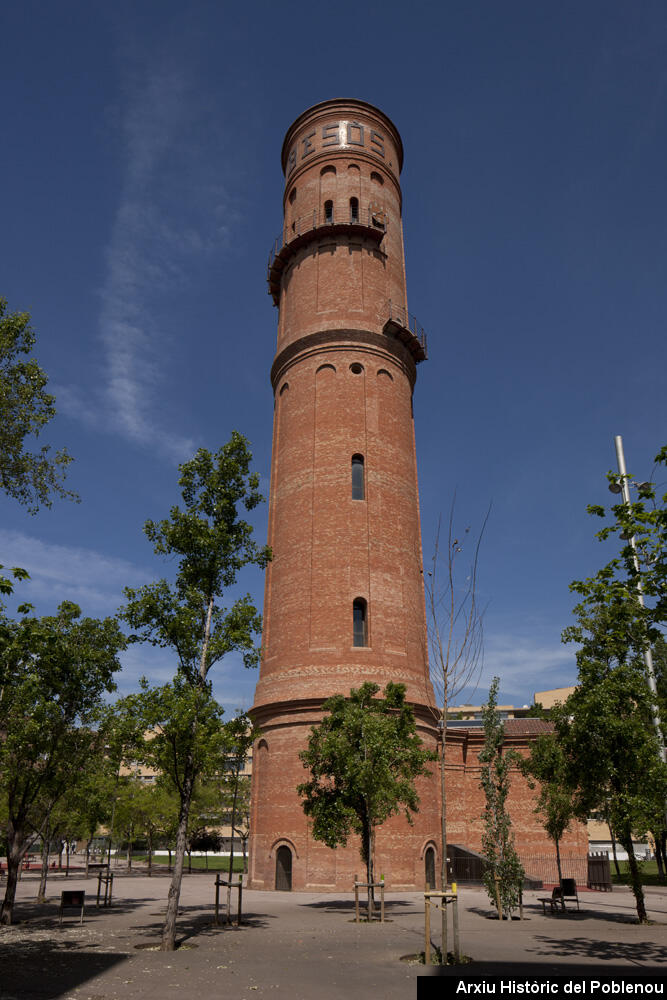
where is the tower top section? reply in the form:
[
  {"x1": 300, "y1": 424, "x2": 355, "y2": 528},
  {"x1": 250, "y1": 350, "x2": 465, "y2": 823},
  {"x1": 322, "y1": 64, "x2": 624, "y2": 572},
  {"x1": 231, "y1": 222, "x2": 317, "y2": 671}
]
[{"x1": 280, "y1": 98, "x2": 404, "y2": 190}]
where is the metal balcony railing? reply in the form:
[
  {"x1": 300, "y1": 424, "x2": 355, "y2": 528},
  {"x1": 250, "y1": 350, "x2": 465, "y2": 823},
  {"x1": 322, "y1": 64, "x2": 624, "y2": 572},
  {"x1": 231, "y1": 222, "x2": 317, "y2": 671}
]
[
  {"x1": 268, "y1": 206, "x2": 387, "y2": 274},
  {"x1": 385, "y1": 300, "x2": 428, "y2": 361}
]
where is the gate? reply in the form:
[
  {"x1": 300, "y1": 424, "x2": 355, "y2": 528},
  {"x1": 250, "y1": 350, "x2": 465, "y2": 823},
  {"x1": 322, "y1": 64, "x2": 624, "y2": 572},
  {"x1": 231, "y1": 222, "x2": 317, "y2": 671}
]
[
  {"x1": 275, "y1": 845, "x2": 292, "y2": 891},
  {"x1": 587, "y1": 851, "x2": 612, "y2": 890}
]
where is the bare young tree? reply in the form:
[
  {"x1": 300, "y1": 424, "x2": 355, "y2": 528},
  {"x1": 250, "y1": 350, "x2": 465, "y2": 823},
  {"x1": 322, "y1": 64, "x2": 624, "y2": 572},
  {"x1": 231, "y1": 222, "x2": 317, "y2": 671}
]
[{"x1": 424, "y1": 497, "x2": 490, "y2": 936}]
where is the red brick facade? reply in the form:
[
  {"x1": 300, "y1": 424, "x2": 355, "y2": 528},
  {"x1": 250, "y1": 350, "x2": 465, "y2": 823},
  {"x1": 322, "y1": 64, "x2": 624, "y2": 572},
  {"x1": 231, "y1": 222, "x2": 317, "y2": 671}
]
[
  {"x1": 248, "y1": 100, "x2": 587, "y2": 891},
  {"x1": 445, "y1": 722, "x2": 589, "y2": 858}
]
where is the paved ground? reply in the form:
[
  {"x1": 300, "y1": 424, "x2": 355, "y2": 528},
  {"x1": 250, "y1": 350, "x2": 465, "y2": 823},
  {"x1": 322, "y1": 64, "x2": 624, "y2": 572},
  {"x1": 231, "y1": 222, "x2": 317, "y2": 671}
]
[{"x1": 0, "y1": 871, "x2": 665, "y2": 999}]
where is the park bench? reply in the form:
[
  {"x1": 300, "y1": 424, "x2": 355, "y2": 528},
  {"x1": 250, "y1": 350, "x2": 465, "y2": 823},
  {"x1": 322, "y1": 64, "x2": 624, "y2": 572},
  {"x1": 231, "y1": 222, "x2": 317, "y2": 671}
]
[
  {"x1": 538, "y1": 886, "x2": 564, "y2": 914},
  {"x1": 59, "y1": 890, "x2": 85, "y2": 926},
  {"x1": 560, "y1": 877, "x2": 580, "y2": 910}
]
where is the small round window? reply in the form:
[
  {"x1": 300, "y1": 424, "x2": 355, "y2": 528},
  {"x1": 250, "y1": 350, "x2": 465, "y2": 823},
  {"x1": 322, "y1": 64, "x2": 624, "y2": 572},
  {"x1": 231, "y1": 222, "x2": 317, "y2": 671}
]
[{"x1": 350, "y1": 363, "x2": 364, "y2": 374}]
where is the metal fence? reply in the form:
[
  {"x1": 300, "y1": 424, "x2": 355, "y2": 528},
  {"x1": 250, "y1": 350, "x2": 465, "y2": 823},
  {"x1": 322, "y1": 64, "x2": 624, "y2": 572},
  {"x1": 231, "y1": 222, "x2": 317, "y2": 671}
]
[{"x1": 447, "y1": 851, "x2": 610, "y2": 889}]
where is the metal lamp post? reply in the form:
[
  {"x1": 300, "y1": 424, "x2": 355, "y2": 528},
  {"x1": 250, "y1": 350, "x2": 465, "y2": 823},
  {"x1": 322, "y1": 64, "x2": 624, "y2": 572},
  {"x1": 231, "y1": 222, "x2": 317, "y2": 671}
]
[{"x1": 611, "y1": 435, "x2": 666, "y2": 767}]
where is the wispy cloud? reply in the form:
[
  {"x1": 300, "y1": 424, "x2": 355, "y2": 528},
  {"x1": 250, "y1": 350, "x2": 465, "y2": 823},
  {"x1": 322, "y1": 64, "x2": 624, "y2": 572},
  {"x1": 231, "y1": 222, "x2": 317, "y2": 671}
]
[
  {"x1": 0, "y1": 529, "x2": 150, "y2": 617},
  {"x1": 454, "y1": 631, "x2": 577, "y2": 707},
  {"x1": 60, "y1": 56, "x2": 235, "y2": 461}
]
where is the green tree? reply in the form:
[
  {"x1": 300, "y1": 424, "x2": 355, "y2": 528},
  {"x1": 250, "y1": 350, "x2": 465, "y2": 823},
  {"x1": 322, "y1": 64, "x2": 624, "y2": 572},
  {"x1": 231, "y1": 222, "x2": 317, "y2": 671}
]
[
  {"x1": 119, "y1": 434, "x2": 270, "y2": 951},
  {"x1": 556, "y1": 444, "x2": 667, "y2": 922},
  {"x1": 558, "y1": 594, "x2": 667, "y2": 922},
  {"x1": 424, "y1": 502, "x2": 489, "y2": 904},
  {"x1": 521, "y1": 731, "x2": 580, "y2": 888},
  {"x1": 0, "y1": 601, "x2": 124, "y2": 923},
  {"x1": 479, "y1": 678, "x2": 525, "y2": 919},
  {"x1": 652, "y1": 634, "x2": 667, "y2": 874},
  {"x1": 114, "y1": 776, "x2": 147, "y2": 870},
  {"x1": 298, "y1": 682, "x2": 435, "y2": 913},
  {"x1": 0, "y1": 297, "x2": 76, "y2": 514},
  {"x1": 1, "y1": 297, "x2": 78, "y2": 597}
]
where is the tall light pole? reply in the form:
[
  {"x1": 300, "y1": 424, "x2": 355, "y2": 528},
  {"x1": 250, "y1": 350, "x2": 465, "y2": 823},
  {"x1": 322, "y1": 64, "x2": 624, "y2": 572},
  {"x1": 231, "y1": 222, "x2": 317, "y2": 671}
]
[{"x1": 611, "y1": 435, "x2": 666, "y2": 766}]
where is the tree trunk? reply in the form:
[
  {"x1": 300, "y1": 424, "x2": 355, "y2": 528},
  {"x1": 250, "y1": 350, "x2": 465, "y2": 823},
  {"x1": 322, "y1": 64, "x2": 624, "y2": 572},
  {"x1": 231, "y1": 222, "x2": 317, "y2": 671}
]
[
  {"x1": 609, "y1": 823, "x2": 621, "y2": 877},
  {"x1": 65, "y1": 841, "x2": 70, "y2": 877},
  {"x1": 555, "y1": 836, "x2": 563, "y2": 885},
  {"x1": 619, "y1": 831, "x2": 647, "y2": 923},
  {"x1": 161, "y1": 743, "x2": 196, "y2": 951},
  {"x1": 439, "y1": 720, "x2": 448, "y2": 962},
  {"x1": 37, "y1": 828, "x2": 50, "y2": 903},
  {"x1": 652, "y1": 831, "x2": 664, "y2": 881},
  {"x1": 367, "y1": 819, "x2": 375, "y2": 918},
  {"x1": 1, "y1": 825, "x2": 27, "y2": 925},
  {"x1": 127, "y1": 837, "x2": 132, "y2": 871},
  {"x1": 227, "y1": 764, "x2": 240, "y2": 924},
  {"x1": 147, "y1": 833, "x2": 153, "y2": 877}
]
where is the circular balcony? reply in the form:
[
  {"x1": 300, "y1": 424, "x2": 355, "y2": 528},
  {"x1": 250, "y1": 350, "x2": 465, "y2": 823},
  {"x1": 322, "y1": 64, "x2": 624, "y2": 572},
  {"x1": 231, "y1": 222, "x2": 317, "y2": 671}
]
[
  {"x1": 267, "y1": 208, "x2": 387, "y2": 306},
  {"x1": 383, "y1": 301, "x2": 428, "y2": 363}
]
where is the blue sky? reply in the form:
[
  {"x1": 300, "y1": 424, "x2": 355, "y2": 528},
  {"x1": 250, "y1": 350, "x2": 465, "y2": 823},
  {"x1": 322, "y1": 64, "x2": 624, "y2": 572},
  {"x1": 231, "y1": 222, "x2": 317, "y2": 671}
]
[{"x1": 2, "y1": 1, "x2": 666, "y2": 712}]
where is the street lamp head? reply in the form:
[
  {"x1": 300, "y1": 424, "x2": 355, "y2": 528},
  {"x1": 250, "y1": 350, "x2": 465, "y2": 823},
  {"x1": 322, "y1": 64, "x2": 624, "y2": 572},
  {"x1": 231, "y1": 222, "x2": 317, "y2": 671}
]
[
  {"x1": 636, "y1": 481, "x2": 652, "y2": 496},
  {"x1": 608, "y1": 480, "x2": 623, "y2": 494}
]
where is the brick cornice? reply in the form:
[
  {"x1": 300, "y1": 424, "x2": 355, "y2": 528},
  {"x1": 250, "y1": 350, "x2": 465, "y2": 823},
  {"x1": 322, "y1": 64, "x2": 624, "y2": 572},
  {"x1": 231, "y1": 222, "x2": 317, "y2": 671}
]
[{"x1": 270, "y1": 328, "x2": 417, "y2": 392}]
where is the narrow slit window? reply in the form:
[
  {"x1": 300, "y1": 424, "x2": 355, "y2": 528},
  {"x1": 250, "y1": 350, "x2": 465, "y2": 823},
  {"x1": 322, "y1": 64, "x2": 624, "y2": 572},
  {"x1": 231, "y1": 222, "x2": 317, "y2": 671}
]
[
  {"x1": 350, "y1": 197, "x2": 359, "y2": 223},
  {"x1": 324, "y1": 199, "x2": 334, "y2": 224},
  {"x1": 353, "y1": 598, "x2": 368, "y2": 647},
  {"x1": 351, "y1": 454, "x2": 364, "y2": 500}
]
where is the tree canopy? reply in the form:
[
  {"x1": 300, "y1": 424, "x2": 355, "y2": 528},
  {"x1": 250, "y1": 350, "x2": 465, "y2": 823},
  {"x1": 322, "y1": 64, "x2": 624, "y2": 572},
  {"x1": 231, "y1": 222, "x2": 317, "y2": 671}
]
[
  {"x1": 119, "y1": 433, "x2": 269, "y2": 950},
  {"x1": 479, "y1": 677, "x2": 525, "y2": 919},
  {"x1": 554, "y1": 444, "x2": 667, "y2": 922},
  {"x1": 298, "y1": 682, "x2": 435, "y2": 898},
  {"x1": 0, "y1": 297, "x2": 76, "y2": 514},
  {"x1": 0, "y1": 601, "x2": 125, "y2": 923}
]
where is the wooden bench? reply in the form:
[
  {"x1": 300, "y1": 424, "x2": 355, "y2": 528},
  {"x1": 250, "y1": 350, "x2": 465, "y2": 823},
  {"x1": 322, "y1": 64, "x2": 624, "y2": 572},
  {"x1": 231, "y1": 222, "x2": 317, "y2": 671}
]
[
  {"x1": 538, "y1": 887, "x2": 564, "y2": 914},
  {"x1": 560, "y1": 877, "x2": 580, "y2": 910}
]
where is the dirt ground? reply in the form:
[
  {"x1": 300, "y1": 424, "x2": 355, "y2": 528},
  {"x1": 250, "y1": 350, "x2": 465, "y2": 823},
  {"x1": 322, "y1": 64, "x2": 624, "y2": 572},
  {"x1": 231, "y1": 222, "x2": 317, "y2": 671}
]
[{"x1": 1, "y1": 870, "x2": 666, "y2": 1000}]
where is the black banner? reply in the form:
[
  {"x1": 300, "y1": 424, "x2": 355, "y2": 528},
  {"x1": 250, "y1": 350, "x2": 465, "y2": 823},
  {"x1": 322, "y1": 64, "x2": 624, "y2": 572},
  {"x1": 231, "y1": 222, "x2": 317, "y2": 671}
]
[{"x1": 418, "y1": 977, "x2": 666, "y2": 999}]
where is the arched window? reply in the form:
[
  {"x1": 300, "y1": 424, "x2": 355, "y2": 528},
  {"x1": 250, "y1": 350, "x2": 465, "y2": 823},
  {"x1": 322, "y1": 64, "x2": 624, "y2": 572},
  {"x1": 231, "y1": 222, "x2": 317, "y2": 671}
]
[
  {"x1": 353, "y1": 598, "x2": 368, "y2": 647},
  {"x1": 351, "y1": 454, "x2": 364, "y2": 500},
  {"x1": 350, "y1": 197, "x2": 359, "y2": 223},
  {"x1": 324, "y1": 200, "x2": 334, "y2": 224}
]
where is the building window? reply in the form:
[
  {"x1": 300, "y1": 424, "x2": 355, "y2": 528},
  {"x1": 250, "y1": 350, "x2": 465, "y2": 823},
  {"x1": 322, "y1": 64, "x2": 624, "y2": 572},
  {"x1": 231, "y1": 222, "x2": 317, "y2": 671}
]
[
  {"x1": 349, "y1": 362, "x2": 363, "y2": 374},
  {"x1": 350, "y1": 197, "x2": 359, "y2": 223},
  {"x1": 351, "y1": 455, "x2": 364, "y2": 500},
  {"x1": 353, "y1": 598, "x2": 368, "y2": 647},
  {"x1": 324, "y1": 200, "x2": 334, "y2": 224}
]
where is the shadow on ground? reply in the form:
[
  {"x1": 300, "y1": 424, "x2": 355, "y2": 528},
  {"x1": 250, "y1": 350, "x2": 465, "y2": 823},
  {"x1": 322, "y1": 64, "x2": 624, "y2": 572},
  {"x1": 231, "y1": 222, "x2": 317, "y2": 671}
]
[
  {"x1": 10, "y1": 897, "x2": 158, "y2": 925},
  {"x1": 527, "y1": 934, "x2": 667, "y2": 965},
  {"x1": 421, "y1": 961, "x2": 667, "y2": 977},
  {"x1": 467, "y1": 905, "x2": 644, "y2": 925},
  {"x1": 300, "y1": 898, "x2": 417, "y2": 914},
  {"x1": 0, "y1": 940, "x2": 126, "y2": 1000}
]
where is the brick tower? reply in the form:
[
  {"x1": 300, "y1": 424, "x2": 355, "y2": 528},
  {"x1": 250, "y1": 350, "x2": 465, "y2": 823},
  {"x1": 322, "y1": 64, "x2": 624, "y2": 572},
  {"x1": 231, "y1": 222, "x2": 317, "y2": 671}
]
[{"x1": 249, "y1": 99, "x2": 440, "y2": 891}]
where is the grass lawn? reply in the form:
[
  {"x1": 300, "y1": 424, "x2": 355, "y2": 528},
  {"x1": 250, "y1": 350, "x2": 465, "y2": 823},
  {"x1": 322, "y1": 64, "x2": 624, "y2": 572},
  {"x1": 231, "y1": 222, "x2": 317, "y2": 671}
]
[
  {"x1": 131, "y1": 854, "x2": 246, "y2": 872},
  {"x1": 610, "y1": 860, "x2": 666, "y2": 887}
]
